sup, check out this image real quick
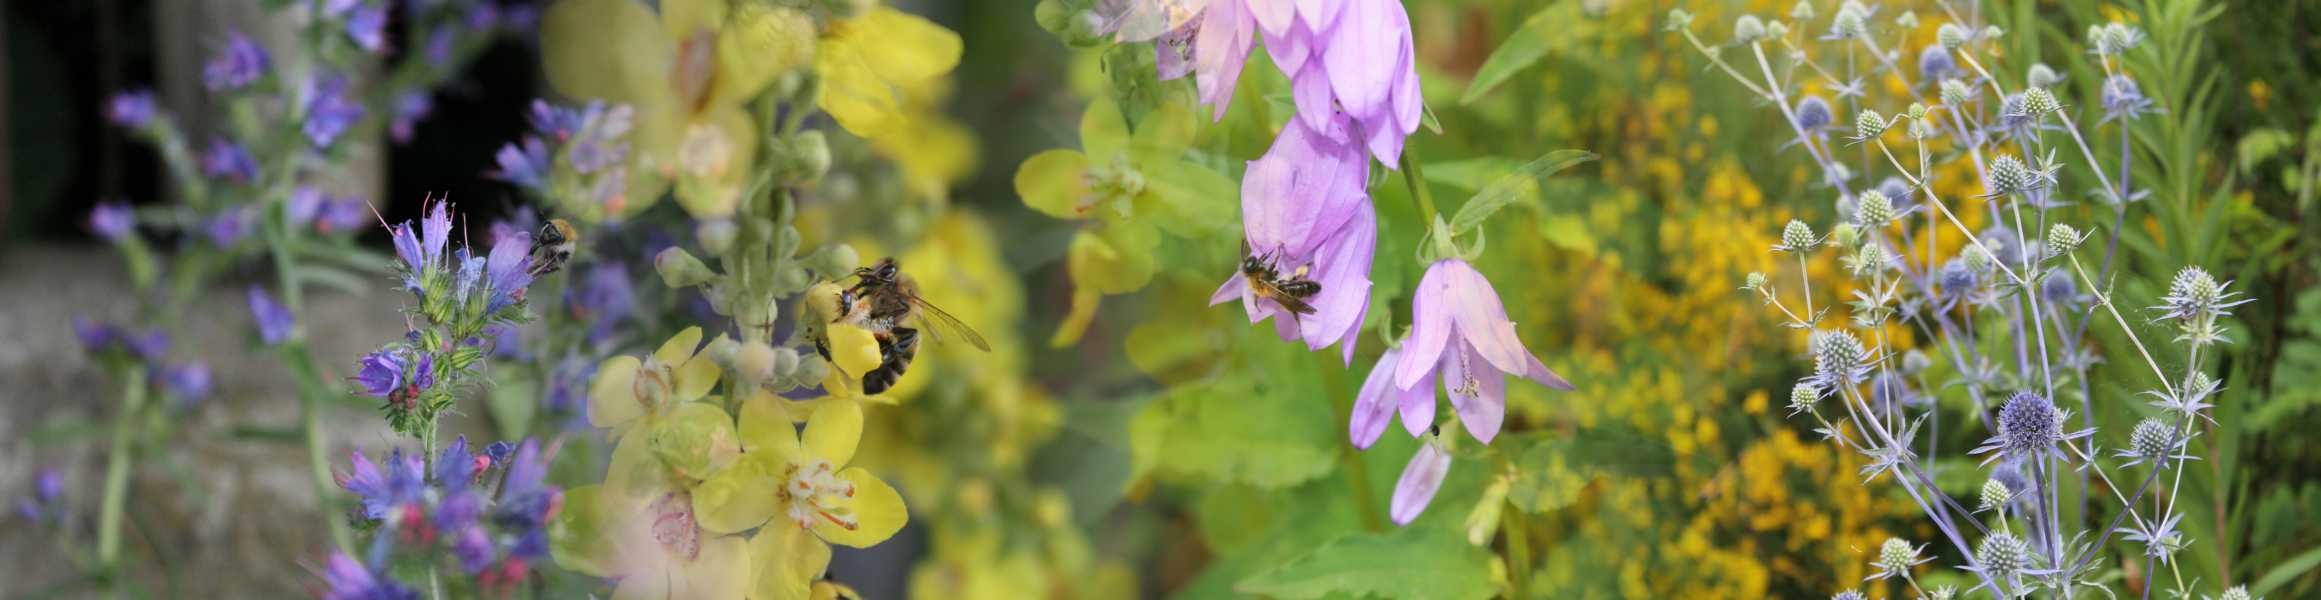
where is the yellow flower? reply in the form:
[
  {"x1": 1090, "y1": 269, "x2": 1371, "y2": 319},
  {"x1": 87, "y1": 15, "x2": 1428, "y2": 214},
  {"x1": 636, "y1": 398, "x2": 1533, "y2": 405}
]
[
  {"x1": 542, "y1": 0, "x2": 812, "y2": 218},
  {"x1": 689, "y1": 397, "x2": 907, "y2": 600},
  {"x1": 554, "y1": 484, "x2": 753, "y2": 600},
  {"x1": 865, "y1": 77, "x2": 979, "y2": 202},
  {"x1": 589, "y1": 326, "x2": 723, "y2": 436},
  {"x1": 817, "y1": 7, "x2": 963, "y2": 138}
]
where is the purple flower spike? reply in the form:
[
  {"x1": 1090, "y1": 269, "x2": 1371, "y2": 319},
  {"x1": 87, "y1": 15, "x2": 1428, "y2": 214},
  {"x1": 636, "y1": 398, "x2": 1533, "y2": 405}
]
[
  {"x1": 321, "y1": 196, "x2": 374, "y2": 234},
  {"x1": 303, "y1": 74, "x2": 365, "y2": 149},
  {"x1": 1393, "y1": 259, "x2": 1573, "y2": 444},
  {"x1": 125, "y1": 329, "x2": 171, "y2": 361},
  {"x1": 451, "y1": 525, "x2": 494, "y2": 574},
  {"x1": 203, "y1": 138, "x2": 258, "y2": 183},
  {"x1": 491, "y1": 138, "x2": 553, "y2": 191},
  {"x1": 203, "y1": 208, "x2": 250, "y2": 248},
  {"x1": 355, "y1": 349, "x2": 405, "y2": 398},
  {"x1": 248, "y1": 286, "x2": 295, "y2": 344},
  {"x1": 433, "y1": 436, "x2": 478, "y2": 489},
  {"x1": 338, "y1": 448, "x2": 426, "y2": 521},
  {"x1": 319, "y1": 551, "x2": 419, "y2": 600},
  {"x1": 89, "y1": 201, "x2": 135, "y2": 242},
  {"x1": 482, "y1": 231, "x2": 535, "y2": 313},
  {"x1": 73, "y1": 316, "x2": 118, "y2": 353},
  {"x1": 203, "y1": 32, "x2": 270, "y2": 92},
  {"x1": 160, "y1": 361, "x2": 214, "y2": 404},
  {"x1": 1389, "y1": 436, "x2": 1450, "y2": 525},
  {"x1": 107, "y1": 90, "x2": 156, "y2": 128},
  {"x1": 288, "y1": 186, "x2": 327, "y2": 229},
  {"x1": 1211, "y1": 115, "x2": 1375, "y2": 363}
]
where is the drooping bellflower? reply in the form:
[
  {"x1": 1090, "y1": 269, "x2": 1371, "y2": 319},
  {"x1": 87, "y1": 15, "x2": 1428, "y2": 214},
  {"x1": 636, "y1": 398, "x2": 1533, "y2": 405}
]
[
  {"x1": 1209, "y1": 114, "x2": 1374, "y2": 363},
  {"x1": 1388, "y1": 433, "x2": 1450, "y2": 525},
  {"x1": 1386, "y1": 259, "x2": 1573, "y2": 444},
  {"x1": 1154, "y1": 0, "x2": 1424, "y2": 166}
]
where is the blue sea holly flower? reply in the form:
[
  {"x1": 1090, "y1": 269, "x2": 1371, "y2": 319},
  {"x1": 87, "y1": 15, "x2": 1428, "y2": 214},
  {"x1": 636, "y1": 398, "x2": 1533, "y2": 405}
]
[
  {"x1": 1972, "y1": 391, "x2": 2092, "y2": 464},
  {"x1": 303, "y1": 74, "x2": 366, "y2": 148},
  {"x1": 202, "y1": 32, "x2": 270, "y2": 92},
  {"x1": 1390, "y1": 259, "x2": 1575, "y2": 444},
  {"x1": 1917, "y1": 44, "x2": 1956, "y2": 80},
  {"x1": 318, "y1": 551, "x2": 418, "y2": 600},
  {"x1": 106, "y1": 90, "x2": 156, "y2": 129},
  {"x1": 248, "y1": 286, "x2": 295, "y2": 344},
  {"x1": 1794, "y1": 95, "x2": 1834, "y2": 132},
  {"x1": 89, "y1": 201, "x2": 135, "y2": 242}
]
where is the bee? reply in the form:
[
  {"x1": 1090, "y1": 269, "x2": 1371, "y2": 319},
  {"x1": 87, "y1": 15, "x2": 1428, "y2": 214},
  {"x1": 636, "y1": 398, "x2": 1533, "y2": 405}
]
[
  {"x1": 1239, "y1": 249, "x2": 1322, "y2": 316},
  {"x1": 528, "y1": 218, "x2": 577, "y2": 277},
  {"x1": 817, "y1": 258, "x2": 990, "y2": 394}
]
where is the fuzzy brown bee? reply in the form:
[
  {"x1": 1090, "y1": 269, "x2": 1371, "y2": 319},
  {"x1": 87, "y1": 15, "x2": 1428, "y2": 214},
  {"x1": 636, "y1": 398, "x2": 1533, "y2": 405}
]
[
  {"x1": 816, "y1": 258, "x2": 989, "y2": 394},
  {"x1": 527, "y1": 218, "x2": 577, "y2": 277},
  {"x1": 1239, "y1": 250, "x2": 1322, "y2": 316}
]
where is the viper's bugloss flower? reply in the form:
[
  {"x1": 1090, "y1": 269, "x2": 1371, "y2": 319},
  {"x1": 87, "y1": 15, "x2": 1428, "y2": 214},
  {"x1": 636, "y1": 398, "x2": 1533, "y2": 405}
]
[
  {"x1": 390, "y1": 92, "x2": 434, "y2": 144},
  {"x1": 569, "y1": 263, "x2": 637, "y2": 343},
  {"x1": 159, "y1": 361, "x2": 212, "y2": 404},
  {"x1": 1388, "y1": 434, "x2": 1451, "y2": 525},
  {"x1": 424, "y1": 28, "x2": 457, "y2": 68},
  {"x1": 89, "y1": 201, "x2": 135, "y2": 242},
  {"x1": 338, "y1": 448, "x2": 426, "y2": 521},
  {"x1": 1212, "y1": 114, "x2": 1375, "y2": 363},
  {"x1": 203, "y1": 32, "x2": 269, "y2": 92},
  {"x1": 106, "y1": 90, "x2": 156, "y2": 128},
  {"x1": 544, "y1": 355, "x2": 595, "y2": 419},
  {"x1": 248, "y1": 286, "x2": 295, "y2": 344},
  {"x1": 482, "y1": 230, "x2": 535, "y2": 314},
  {"x1": 339, "y1": 1, "x2": 388, "y2": 52},
  {"x1": 1794, "y1": 95, "x2": 1834, "y2": 131},
  {"x1": 433, "y1": 436, "x2": 482, "y2": 491},
  {"x1": 450, "y1": 525, "x2": 494, "y2": 574},
  {"x1": 303, "y1": 74, "x2": 366, "y2": 149},
  {"x1": 203, "y1": 208, "x2": 251, "y2": 248},
  {"x1": 1918, "y1": 45, "x2": 1956, "y2": 80},
  {"x1": 1383, "y1": 259, "x2": 1574, "y2": 444},
  {"x1": 318, "y1": 551, "x2": 418, "y2": 600},
  {"x1": 203, "y1": 138, "x2": 258, "y2": 183},
  {"x1": 355, "y1": 347, "x2": 431, "y2": 398},
  {"x1": 491, "y1": 137, "x2": 553, "y2": 192},
  {"x1": 490, "y1": 439, "x2": 560, "y2": 530}
]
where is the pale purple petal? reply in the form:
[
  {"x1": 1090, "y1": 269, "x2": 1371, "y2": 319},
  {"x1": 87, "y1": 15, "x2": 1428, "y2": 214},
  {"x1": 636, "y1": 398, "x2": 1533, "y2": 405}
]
[
  {"x1": 1525, "y1": 353, "x2": 1575, "y2": 390},
  {"x1": 1397, "y1": 363, "x2": 1436, "y2": 438},
  {"x1": 1261, "y1": 17, "x2": 1312, "y2": 77},
  {"x1": 1297, "y1": 199, "x2": 1374, "y2": 361},
  {"x1": 1245, "y1": 0, "x2": 1295, "y2": 38},
  {"x1": 1194, "y1": 1, "x2": 1257, "y2": 121},
  {"x1": 1444, "y1": 260, "x2": 1531, "y2": 376},
  {"x1": 1210, "y1": 274, "x2": 1247, "y2": 307},
  {"x1": 1395, "y1": 260, "x2": 1456, "y2": 388},
  {"x1": 1291, "y1": 62, "x2": 1337, "y2": 136},
  {"x1": 1364, "y1": 107, "x2": 1408, "y2": 168},
  {"x1": 1321, "y1": 0, "x2": 1406, "y2": 119},
  {"x1": 1442, "y1": 340, "x2": 1506, "y2": 444},
  {"x1": 1296, "y1": 0, "x2": 1344, "y2": 32},
  {"x1": 1349, "y1": 346, "x2": 1402, "y2": 448},
  {"x1": 1390, "y1": 45, "x2": 1423, "y2": 135},
  {"x1": 1240, "y1": 117, "x2": 1369, "y2": 260},
  {"x1": 1389, "y1": 439, "x2": 1450, "y2": 525}
]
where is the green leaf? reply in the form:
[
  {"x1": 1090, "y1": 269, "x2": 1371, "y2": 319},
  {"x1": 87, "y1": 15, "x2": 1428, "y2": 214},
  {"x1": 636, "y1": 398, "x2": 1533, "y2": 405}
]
[
  {"x1": 2255, "y1": 545, "x2": 2321, "y2": 596},
  {"x1": 1235, "y1": 527, "x2": 1498, "y2": 600},
  {"x1": 1128, "y1": 344, "x2": 1336, "y2": 489},
  {"x1": 1504, "y1": 426, "x2": 1669, "y2": 513},
  {"x1": 1423, "y1": 157, "x2": 1528, "y2": 194},
  {"x1": 1448, "y1": 150, "x2": 1598, "y2": 234},
  {"x1": 1459, "y1": 1, "x2": 1591, "y2": 105},
  {"x1": 2235, "y1": 128, "x2": 2295, "y2": 176}
]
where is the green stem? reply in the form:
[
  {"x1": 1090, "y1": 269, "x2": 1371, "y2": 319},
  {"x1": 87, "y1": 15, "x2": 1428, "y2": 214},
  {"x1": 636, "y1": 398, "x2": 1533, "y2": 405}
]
[
  {"x1": 1502, "y1": 497, "x2": 1532, "y2": 600},
  {"x1": 96, "y1": 367, "x2": 149, "y2": 571},
  {"x1": 263, "y1": 188, "x2": 357, "y2": 556},
  {"x1": 1399, "y1": 152, "x2": 1441, "y2": 224}
]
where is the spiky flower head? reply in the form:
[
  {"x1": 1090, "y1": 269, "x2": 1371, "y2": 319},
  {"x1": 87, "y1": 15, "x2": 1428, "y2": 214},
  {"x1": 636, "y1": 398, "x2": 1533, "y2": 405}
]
[
  {"x1": 1788, "y1": 382, "x2": 1820, "y2": 416},
  {"x1": 1919, "y1": 44, "x2": 1956, "y2": 80},
  {"x1": 1975, "y1": 531, "x2": 2032, "y2": 580},
  {"x1": 1937, "y1": 23, "x2": 1971, "y2": 48},
  {"x1": 1789, "y1": 0, "x2": 1814, "y2": 21},
  {"x1": 2091, "y1": 22, "x2": 2143, "y2": 55},
  {"x1": 1733, "y1": 15, "x2": 1768, "y2": 44},
  {"x1": 2130, "y1": 417, "x2": 2175, "y2": 460},
  {"x1": 1996, "y1": 390, "x2": 2062, "y2": 456},
  {"x1": 1744, "y1": 271, "x2": 1768, "y2": 292},
  {"x1": 1831, "y1": 591, "x2": 1867, "y2": 600},
  {"x1": 1963, "y1": 243, "x2": 1996, "y2": 273},
  {"x1": 1796, "y1": 96, "x2": 1835, "y2": 131},
  {"x1": 1986, "y1": 154, "x2": 2040, "y2": 196},
  {"x1": 1855, "y1": 109, "x2": 1888, "y2": 140},
  {"x1": 1978, "y1": 477, "x2": 2012, "y2": 512},
  {"x1": 1856, "y1": 190, "x2": 1896, "y2": 227},
  {"x1": 1874, "y1": 537, "x2": 1925, "y2": 578},
  {"x1": 1776, "y1": 219, "x2": 1821, "y2": 253},
  {"x1": 2103, "y1": 74, "x2": 2154, "y2": 122},
  {"x1": 2046, "y1": 224, "x2": 2085, "y2": 256},
  {"x1": 1926, "y1": 585, "x2": 1959, "y2": 600},
  {"x1": 1664, "y1": 9, "x2": 1695, "y2": 31},
  {"x1": 2027, "y1": 63, "x2": 2063, "y2": 89},
  {"x1": 1831, "y1": 223, "x2": 1863, "y2": 249},
  {"x1": 2042, "y1": 267, "x2": 2086, "y2": 307},
  {"x1": 2158, "y1": 266, "x2": 2243, "y2": 324},
  {"x1": 1846, "y1": 243, "x2": 1891, "y2": 280},
  {"x1": 2020, "y1": 87, "x2": 2063, "y2": 117},
  {"x1": 1941, "y1": 79, "x2": 1976, "y2": 106},
  {"x1": 1809, "y1": 329, "x2": 1869, "y2": 387},
  {"x1": 2211, "y1": 585, "x2": 2253, "y2": 600}
]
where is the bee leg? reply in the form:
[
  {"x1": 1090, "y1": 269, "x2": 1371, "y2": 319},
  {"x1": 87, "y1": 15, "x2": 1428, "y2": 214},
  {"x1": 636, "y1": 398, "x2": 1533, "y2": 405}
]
[{"x1": 860, "y1": 327, "x2": 918, "y2": 395}]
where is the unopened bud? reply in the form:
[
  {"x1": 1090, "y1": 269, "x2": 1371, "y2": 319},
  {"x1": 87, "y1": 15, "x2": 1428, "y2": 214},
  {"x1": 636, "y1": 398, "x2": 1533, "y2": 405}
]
[{"x1": 656, "y1": 247, "x2": 718, "y2": 288}]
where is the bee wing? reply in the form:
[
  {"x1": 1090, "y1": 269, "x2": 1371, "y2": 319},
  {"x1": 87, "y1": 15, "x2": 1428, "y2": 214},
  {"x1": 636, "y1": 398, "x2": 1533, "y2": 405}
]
[
  {"x1": 1106, "y1": 0, "x2": 1208, "y2": 42},
  {"x1": 904, "y1": 293, "x2": 991, "y2": 352}
]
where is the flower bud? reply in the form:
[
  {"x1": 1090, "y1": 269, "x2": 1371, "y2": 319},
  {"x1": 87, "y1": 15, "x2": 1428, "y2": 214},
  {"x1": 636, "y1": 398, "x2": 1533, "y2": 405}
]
[
  {"x1": 1982, "y1": 25, "x2": 2004, "y2": 41},
  {"x1": 696, "y1": 218, "x2": 738, "y2": 256},
  {"x1": 1778, "y1": 219, "x2": 1819, "y2": 253},
  {"x1": 1744, "y1": 271, "x2": 1768, "y2": 291},
  {"x1": 1854, "y1": 109, "x2": 1887, "y2": 140},
  {"x1": 2027, "y1": 63, "x2": 2062, "y2": 89},
  {"x1": 1978, "y1": 478, "x2": 2011, "y2": 512},
  {"x1": 1788, "y1": 0, "x2": 1814, "y2": 22},
  {"x1": 655, "y1": 247, "x2": 718, "y2": 288},
  {"x1": 1940, "y1": 79, "x2": 1975, "y2": 106},
  {"x1": 1987, "y1": 154, "x2": 2034, "y2": 196},
  {"x1": 1975, "y1": 532, "x2": 2030, "y2": 579},
  {"x1": 1763, "y1": 20, "x2": 1789, "y2": 39},
  {"x1": 783, "y1": 130, "x2": 832, "y2": 183},
  {"x1": 1809, "y1": 329, "x2": 1867, "y2": 385},
  {"x1": 1876, "y1": 538, "x2": 1919, "y2": 575},
  {"x1": 1794, "y1": 96, "x2": 1834, "y2": 131},
  {"x1": 1937, "y1": 23, "x2": 1971, "y2": 49},
  {"x1": 1829, "y1": 7, "x2": 1867, "y2": 39},
  {"x1": 2129, "y1": 417, "x2": 2174, "y2": 460},
  {"x1": 2021, "y1": 87, "x2": 2062, "y2": 116},
  {"x1": 1664, "y1": 9, "x2": 1695, "y2": 31},
  {"x1": 733, "y1": 341, "x2": 780, "y2": 386},
  {"x1": 2045, "y1": 224, "x2": 2084, "y2": 256},
  {"x1": 1831, "y1": 222, "x2": 1862, "y2": 249},
  {"x1": 1788, "y1": 383, "x2": 1819, "y2": 415},
  {"x1": 1733, "y1": 15, "x2": 1767, "y2": 44},
  {"x1": 1856, "y1": 191, "x2": 1896, "y2": 227},
  {"x1": 809, "y1": 244, "x2": 861, "y2": 281},
  {"x1": 2216, "y1": 587, "x2": 2251, "y2": 600}
]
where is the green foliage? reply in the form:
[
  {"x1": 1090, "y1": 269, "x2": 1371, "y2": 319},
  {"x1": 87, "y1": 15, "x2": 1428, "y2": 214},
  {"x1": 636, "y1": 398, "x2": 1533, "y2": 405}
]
[
  {"x1": 1128, "y1": 342, "x2": 1338, "y2": 489},
  {"x1": 1235, "y1": 526, "x2": 1499, "y2": 600},
  {"x1": 1461, "y1": 1, "x2": 1595, "y2": 106}
]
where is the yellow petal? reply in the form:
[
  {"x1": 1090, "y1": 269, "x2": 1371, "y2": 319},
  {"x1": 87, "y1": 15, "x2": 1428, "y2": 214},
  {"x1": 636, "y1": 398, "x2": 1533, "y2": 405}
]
[
  {"x1": 671, "y1": 351, "x2": 724, "y2": 404},
  {"x1": 749, "y1": 523, "x2": 831, "y2": 600},
  {"x1": 1078, "y1": 98, "x2": 1129, "y2": 158},
  {"x1": 824, "y1": 323, "x2": 883, "y2": 379},
  {"x1": 549, "y1": 484, "x2": 616, "y2": 576},
  {"x1": 738, "y1": 393, "x2": 802, "y2": 459},
  {"x1": 612, "y1": 570, "x2": 673, "y2": 600},
  {"x1": 813, "y1": 467, "x2": 906, "y2": 548},
  {"x1": 604, "y1": 431, "x2": 672, "y2": 502},
  {"x1": 1067, "y1": 226, "x2": 1156, "y2": 295},
  {"x1": 849, "y1": 8, "x2": 962, "y2": 81},
  {"x1": 655, "y1": 326, "x2": 706, "y2": 366},
  {"x1": 820, "y1": 367, "x2": 861, "y2": 400},
  {"x1": 541, "y1": 0, "x2": 675, "y2": 105},
  {"x1": 1049, "y1": 288, "x2": 1101, "y2": 348},
  {"x1": 815, "y1": 8, "x2": 961, "y2": 138},
  {"x1": 692, "y1": 460, "x2": 779, "y2": 534},
  {"x1": 677, "y1": 535, "x2": 752, "y2": 600},
  {"x1": 590, "y1": 355, "x2": 645, "y2": 429},
  {"x1": 803, "y1": 400, "x2": 863, "y2": 466},
  {"x1": 658, "y1": 0, "x2": 725, "y2": 42},
  {"x1": 652, "y1": 402, "x2": 742, "y2": 480},
  {"x1": 712, "y1": 5, "x2": 816, "y2": 107},
  {"x1": 1013, "y1": 150, "x2": 1092, "y2": 220}
]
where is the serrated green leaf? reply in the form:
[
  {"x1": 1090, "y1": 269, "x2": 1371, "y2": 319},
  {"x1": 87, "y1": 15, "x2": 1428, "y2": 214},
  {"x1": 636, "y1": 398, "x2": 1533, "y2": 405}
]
[
  {"x1": 1235, "y1": 527, "x2": 1498, "y2": 600},
  {"x1": 1459, "y1": 1, "x2": 1591, "y2": 105},
  {"x1": 1449, "y1": 150, "x2": 1597, "y2": 235}
]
